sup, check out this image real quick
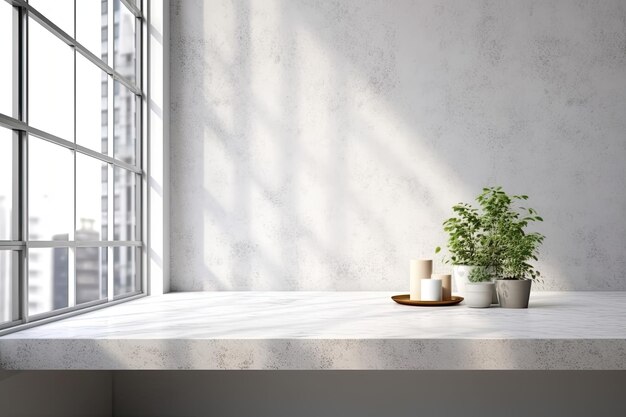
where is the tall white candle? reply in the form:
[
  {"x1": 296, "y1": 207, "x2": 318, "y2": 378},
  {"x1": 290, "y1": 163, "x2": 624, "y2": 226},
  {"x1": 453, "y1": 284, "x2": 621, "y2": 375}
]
[
  {"x1": 410, "y1": 259, "x2": 432, "y2": 300},
  {"x1": 421, "y1": 278, "x2": 442, "y2": 301}
]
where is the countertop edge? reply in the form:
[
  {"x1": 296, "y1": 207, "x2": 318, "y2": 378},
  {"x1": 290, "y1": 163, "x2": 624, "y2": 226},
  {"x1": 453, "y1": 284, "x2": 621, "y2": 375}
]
[{"x1": 1, "y1": 338, "x2": 625, "y2": 370}]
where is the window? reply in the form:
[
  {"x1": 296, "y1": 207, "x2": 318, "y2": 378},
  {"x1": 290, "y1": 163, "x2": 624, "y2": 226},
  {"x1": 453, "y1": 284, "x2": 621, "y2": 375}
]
[
  {"x1": 76, "y1": 54, "x2": 109, "y2": 153},
  {"x1": 76, "y1": 0, "x2": 108, "y2": 62},
  {"x1": 114, "y1": 0, "x2": 136, "y2": 84},
  {"x1": 0, "y1": 251, "x2": 16, "y2": 324},
  {"x1": 28, "y1": 18, "x2": 74, "y2": 140},
  {"x1": 28, "y1": 0, "x2": 74, "y2": 37},
  {"x1": 76, "y1": 153, "x2": 108, "y2": 241},
  {"x1": 28, "y1": 138, "x2": 74, "y2": 241},
  {"x1": 0, "y1": 128, "x2": 12, "y2": 241},
  {"x1": 28, "y1": 247, "x2": 69, "y2": 316},
  {"x1": 114, "y1": 80, "x2": 137, "y2": 164},
  {"x1": 0, "y1": 0, "x2": 145, "y2": 333},
  {"x1": 76, "y1": 247, "x2": 107, "y2": 305},
  {"x1": 0, "y1": 2, "x2": 13, "y2": 117}
]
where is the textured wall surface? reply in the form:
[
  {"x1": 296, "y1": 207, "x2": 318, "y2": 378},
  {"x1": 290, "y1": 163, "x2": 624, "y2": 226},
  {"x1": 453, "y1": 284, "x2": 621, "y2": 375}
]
[{"x1": 170, "y1": 0, "x2": 626, "y2": 291}]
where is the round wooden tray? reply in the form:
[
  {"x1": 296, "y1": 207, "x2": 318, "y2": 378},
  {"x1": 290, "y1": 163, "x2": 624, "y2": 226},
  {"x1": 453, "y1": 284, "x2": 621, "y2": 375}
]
[{"x1": 391, "y1": 294, "x2": 464, "y2": 306}]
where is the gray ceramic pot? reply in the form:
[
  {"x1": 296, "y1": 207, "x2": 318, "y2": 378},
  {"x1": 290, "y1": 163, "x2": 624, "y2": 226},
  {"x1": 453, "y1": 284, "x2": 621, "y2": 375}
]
[{"x1": 495, "y1": 279, "x2": 532, "y2": 308}]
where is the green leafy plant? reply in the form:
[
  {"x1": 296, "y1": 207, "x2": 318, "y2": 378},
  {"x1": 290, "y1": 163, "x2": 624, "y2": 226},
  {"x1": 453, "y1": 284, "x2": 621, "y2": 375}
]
[
  {"x1": 476, "y1": 187, "x2": 545, "y2": 280},
  {"x1": 435, "y1": 202, "x2": 482, "y2": 266},
  {"x1": 436, "y1": 186, "x2": 545, "y2": 282},
  {"x1": 468, "y1": 266, "x2": 492, "y2": 283}
]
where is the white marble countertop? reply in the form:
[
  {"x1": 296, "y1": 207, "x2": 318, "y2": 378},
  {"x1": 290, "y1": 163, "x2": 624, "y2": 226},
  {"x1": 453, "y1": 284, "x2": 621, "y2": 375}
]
[{"x1": 1, "y1": 291, "x2": 625, "y2": 370}]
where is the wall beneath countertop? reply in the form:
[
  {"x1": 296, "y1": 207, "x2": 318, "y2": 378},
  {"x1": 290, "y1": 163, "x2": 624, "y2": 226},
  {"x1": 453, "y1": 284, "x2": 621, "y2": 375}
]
[
  {"x1": 1, "y1": 371, "x2": 625, "y2": 417},
  {"x1": 0, "y1": 371, "x2": 112, "y2": 417},
  {"x1": 170, "y1": 0, "x2": 626, "y2": 291},
  {"x1": 115, "y1": 371, "x2": 626, "y2": 417}
]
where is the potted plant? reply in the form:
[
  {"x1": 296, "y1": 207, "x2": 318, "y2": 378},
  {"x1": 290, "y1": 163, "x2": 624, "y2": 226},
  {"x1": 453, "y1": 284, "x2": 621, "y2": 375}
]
[
  {"x1": 476, "y1": 187, "x2": 545, "y2": 308},
  {"x1": 435, "y1": 202, "x2": 484, "y2": 298},
  {"x1": 437, "y1": 187, "x2": 545, "y2": 308},
  {"x1": 464, "y1": 266, "x2": 495, "y2": 308}
]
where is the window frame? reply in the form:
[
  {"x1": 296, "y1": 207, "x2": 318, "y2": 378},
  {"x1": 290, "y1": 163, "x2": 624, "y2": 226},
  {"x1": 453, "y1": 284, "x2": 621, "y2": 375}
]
[{"x1": 0, "y1": 0, "x2": 147, "y2": 335}]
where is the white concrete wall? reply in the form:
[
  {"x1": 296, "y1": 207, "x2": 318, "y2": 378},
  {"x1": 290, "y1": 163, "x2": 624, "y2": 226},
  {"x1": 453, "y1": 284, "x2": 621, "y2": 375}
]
[{"x1": 170, "y1": 0, "x2": 626, "y2": 291}]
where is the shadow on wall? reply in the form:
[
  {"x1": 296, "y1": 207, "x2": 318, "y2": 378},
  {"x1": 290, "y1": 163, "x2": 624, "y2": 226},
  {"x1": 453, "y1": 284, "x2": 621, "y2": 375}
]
[{"x1": 170, "y1": 0, "x2": 626, "y2": 291}]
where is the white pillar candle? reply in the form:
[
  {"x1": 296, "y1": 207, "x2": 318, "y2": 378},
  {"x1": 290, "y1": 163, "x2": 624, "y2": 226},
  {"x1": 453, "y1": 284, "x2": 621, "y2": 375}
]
[
  {"x1": 410, "y1": 259, "x2": 432, "y2": 300},
  {"x1": 421, "y1": 278, "x2": 442, "y2": 301}
]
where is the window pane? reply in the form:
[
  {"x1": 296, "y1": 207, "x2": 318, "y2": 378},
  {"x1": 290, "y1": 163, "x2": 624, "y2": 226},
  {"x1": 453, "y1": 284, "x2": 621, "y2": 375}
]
[
  {"x1": 0, "y1": 2, "x2": 12, "y2": 117},
  {"x1": 114, "y1": 246, "x2": 135, "y2": 296},
  {"x1": 114, "y1": 0, "x2": 136, "y2": 83},
  {"x1": 29, "y1": 0, "x2": 74, "y2": 37},
  {"x1": 77, "y1": 0, "x2": 108, "y2": 62},
  {"x1": 76, "y1": 247, "x2": 107, "y2": 304},
  {"x1": 76, "y1": 154, "x2": 108, "y2": 241},
  {"x1": 0, "y1": 251, "x2": 14, "y2": 323},
  {"x1": 113, "y1": 81, "x2": 136, "y2": 164},
  {"x1": 29, "y1": 19, "x2": 74, "y2": 141},
  {"x1": 114, "y1": 167, "x2": 136, "y2": 241},
  {"x1": 0, "y1": 129, "x2": 12, "y2": 240},
  {"x1": 28, "y1": 247, "x2": 69, "y2": 316},
  {"x1": 29, "y1": 138, "x2": 73, "y2": 241},
  {"x1": 77, "y1": 55, "x2": 108, "y2": 153}
]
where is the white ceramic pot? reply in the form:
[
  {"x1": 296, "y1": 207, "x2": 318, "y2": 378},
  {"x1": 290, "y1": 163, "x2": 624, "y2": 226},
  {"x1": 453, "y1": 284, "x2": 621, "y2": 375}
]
[
  {"x1": 452, "y1": 265, "x2": 475, "y2": 296},
  {"x1": 464, "y1": 282, "x2": 494, "y2": 308}
]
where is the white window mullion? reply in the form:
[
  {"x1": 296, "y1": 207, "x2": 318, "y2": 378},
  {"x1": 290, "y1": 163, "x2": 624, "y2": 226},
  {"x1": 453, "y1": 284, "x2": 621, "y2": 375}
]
[
  {"x1": 141, "y1": 0, "x2": 148, "y2": 294},
  {"x1": 107, "y1": 164, "x2": 114, "y2": 301},
  {"x1": 107, "y1": 0, "x2": 115, "y2": 301},
  {"x1": 68, "y1": 1, "x2": 77, "y2": 308},
  {"x1": 19, "y1": 4, "x2": 30, "y2": 323}
]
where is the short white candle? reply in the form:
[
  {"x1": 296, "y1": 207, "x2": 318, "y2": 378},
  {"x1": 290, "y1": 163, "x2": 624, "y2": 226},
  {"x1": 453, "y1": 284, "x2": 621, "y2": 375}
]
[{"x1": 421, "y1": 278, "x2": 442, "y2": 301}]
